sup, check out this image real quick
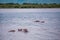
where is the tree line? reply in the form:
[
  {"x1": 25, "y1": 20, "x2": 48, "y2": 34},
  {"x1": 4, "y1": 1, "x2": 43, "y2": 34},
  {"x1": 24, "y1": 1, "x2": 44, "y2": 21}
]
[{"x1": 0, "y1": 3, "x2": 60, "y2": 8}]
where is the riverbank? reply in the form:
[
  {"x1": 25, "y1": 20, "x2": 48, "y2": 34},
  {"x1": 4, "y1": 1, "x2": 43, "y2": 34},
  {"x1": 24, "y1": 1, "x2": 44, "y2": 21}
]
[{"x1": 0, "y1": 3, "x2": 60, "y2": 8}]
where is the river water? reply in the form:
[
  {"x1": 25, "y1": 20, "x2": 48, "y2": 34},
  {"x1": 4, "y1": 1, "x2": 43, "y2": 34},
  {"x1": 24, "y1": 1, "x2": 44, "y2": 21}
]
[{"x1": 0, "y1": 12, "x2": 60, "y2": 40}]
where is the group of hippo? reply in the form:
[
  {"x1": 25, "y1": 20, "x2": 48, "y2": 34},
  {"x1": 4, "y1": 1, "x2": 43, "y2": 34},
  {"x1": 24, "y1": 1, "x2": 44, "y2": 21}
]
[
  {"x1": 8, "y1": 29, "x2": 28, "y2": 33},
  {"x1": 8, "y1": 20, "x2": 45, "y2": 33},
  {"x1": 34, "y1": 20, "x2": 45, "y2": 23}
]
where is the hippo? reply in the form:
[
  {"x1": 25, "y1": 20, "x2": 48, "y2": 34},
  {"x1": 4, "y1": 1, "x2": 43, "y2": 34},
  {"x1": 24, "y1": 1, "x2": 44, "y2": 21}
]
[
  {"x1": 41, "y1": 21, "x2": 45, "y2": 23},
  {"x1": 8, "y1": 30, "x2": 15, "y2": 32},
  {"x1": 34, "y1": 20, "x2": 40, "y2": 22},
  {"x1": 18, "y1": 29, "x2": 22, "y2": 31},
  {"x1": 23, "y1": 29, "x2": 28, "y2": 33}
]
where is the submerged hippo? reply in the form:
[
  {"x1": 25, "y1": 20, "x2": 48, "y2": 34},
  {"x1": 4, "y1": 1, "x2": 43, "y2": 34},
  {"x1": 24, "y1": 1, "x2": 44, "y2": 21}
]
[
  {"x1": 34, "y1": 20, "x2": 45, "y2": 23},
  {"x1": 41, "y1": 21, "x2": 45, "y2": 23},
  {"x1": 18, "y1": 29, "x2": 22, "y2": 31},
  {"x1": 23, "y1": 29, "x2": 28, "y2": 33},
  {"x1": 34, "y1": 20, "x2": 40, "y2": 22},
  {"x1": 8, "y1": 30, "x2": 15, "y2": 32}
]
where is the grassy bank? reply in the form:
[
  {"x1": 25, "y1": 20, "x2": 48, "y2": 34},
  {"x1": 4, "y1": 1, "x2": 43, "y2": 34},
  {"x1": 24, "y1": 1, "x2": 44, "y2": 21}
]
[{"x1": 0, "y1": 3, "x2": 60, "y2": 8}]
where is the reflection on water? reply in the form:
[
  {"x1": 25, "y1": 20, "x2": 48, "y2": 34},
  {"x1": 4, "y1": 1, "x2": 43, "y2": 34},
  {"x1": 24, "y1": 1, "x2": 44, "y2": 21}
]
[{"x1": 0, "y1": 12, "x2": 60, "y2": 40}]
